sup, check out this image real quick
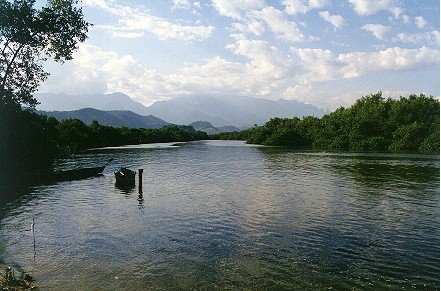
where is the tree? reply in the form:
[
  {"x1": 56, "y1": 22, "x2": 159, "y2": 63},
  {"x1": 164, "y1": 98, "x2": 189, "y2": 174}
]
[
  {"x1": 227, "y1": 93, "x2": 439, "y2": 153},
  {"x1": 0, "y1": 0, "x2": 90, "y2": 109}
]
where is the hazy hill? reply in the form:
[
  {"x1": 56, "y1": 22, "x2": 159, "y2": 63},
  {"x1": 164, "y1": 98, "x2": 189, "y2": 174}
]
[
  {"x1": 188, "y1": 121, "x2": 239, "y2": 134},
  {"x1": 36, "y1": 93, "x2": 325, "y2": 127},
  {"x1": 146, "y1": 95, "x2": 324, "y2": 127},
  {"x1": 40, "y1": 108, "x2": 169, "y2": 129},
  {"x1": 36, "y1": 92, "x2": 150, "y2": 116}
]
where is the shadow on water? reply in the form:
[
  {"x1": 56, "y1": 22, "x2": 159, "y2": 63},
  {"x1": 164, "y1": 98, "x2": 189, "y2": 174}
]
[
  {"x1": 0, "y1": 172, "x2": 40, "y2": 212},
  {"x1": 0, "y1": 153, "x2": 114, "y2": 224},
  {"x1": 115, "y1": 183, "x2": 136, "y2": 195},
  {"x1": 336, "y1": 162, "x2": 440, "y2": 188},
  {"x1": 257, "y1": 146, "x2": 439, "y2": 184}
]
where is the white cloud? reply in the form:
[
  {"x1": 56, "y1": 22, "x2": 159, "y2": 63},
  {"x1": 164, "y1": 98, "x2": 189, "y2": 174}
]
[
  {"x1": 290, "y1": 47, "x2": 342, "y2": 83},
  {"x1": 361, "y1": 24, "x2": 390, "y2": 40},
  {"x1": 401, "y1": 15, "x2": 410, "y2": 23},
  {"x1": 40, "y1": 1, "x2": 440, "y2": 111},
  {"x1": 225, "y1": 4, "x2": 315, "y2": 43},
  {"x1": 389, "y1": 7, "x2": 402, "y2": 18},
  {"x1": 172, "y1": 0, "x2": 191, "y2": 10},
  {"x1": 41, "y1": 39, "x2": 439, "y2": 107},
  {"x1": 346, "y1": 0, "x2": 400, "y2": 16},
  {"x1": 338, "y1": 46, "x2": 440, "y2": 78},
  {"x1": 251, "y1": 7, "x2": 307, "y2": 42},
  {"x1": 211, "y1": 0, "x2": 265, "y2": 20},
  {"x1": 172, "y1": 0, "x2": 202, "y2": 12},
  {"x1": 285, "y1": 1, "x2": 308, "y2": 15},
  {"x1": 283, "y1": 85, "x2": 326, "y2": 106},
  {"x1": 86, "y1": 0, "x2": 213, "y2": 41},
  {"x1": 283, "y1": 0, "x2": 328, "y2": 15},
  {"x1": 309, "y1": 0, "x2": 327, "y2": 8},
  {"x1": 415, "y1": 16, "x2": 428, "y2": 29},
  {"x1": 288, "y1": 46, "x2": 439, "y2": 83},
  {"x1": 117, "y1": 11, "x2": 214, "y2": 41},
  {"x1": 226, "y1": 34, "x2": 297, "y2": 83},
  {"x1": 106, "y1": 29, "x2": 145, "y2": 39},
  {"x1": 232, "y1": 20, "x2": 266, "y2": 36},
  {"x1": 319, "y1": 11, "x2": 345, "y2": 29},
  {"x1": 42, "y1": 40, "x2": 296, "y2": 102},
  {"x1": 83, "y1": 0, "x2": 109, "y2": 9},
  {"x1": 394, "y1": 31, "x2": 440, "y2": 47}
]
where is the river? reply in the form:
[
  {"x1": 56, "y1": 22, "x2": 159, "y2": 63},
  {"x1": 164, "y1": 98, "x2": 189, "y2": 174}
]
[{"x1": 0, "y1": 140, "x2": 439, "y2": 289}]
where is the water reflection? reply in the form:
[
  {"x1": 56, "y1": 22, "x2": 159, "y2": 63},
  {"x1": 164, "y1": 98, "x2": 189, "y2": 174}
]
[
  {"x1": 343, "y1": 162, "x2": 439, "y2": 187},
  {"x1": 115, "y1": 183, "x2": 136, "y2": 195},
  {"x1": 137, "y1": 192, "x2": 144, "y2": 206},
  {"x1": 0, "y1": 141, "x2": 439, "y2": 290}
]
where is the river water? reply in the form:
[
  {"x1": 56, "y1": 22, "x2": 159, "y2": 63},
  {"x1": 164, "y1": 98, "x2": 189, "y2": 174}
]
[{"x1": 0, "y1": 140, "x2": 439, "y2": 290}]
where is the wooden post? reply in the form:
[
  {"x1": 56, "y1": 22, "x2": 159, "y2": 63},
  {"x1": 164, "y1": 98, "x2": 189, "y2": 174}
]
[
  {"x1": 138, "y1": 169, "x2": 143, "y2": 193},
  {"x1": 32, "y1": 217, "x2": 36, "y2": 260}
]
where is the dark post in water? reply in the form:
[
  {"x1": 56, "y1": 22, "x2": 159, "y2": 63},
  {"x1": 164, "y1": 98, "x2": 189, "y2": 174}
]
[{"x1": 138, "y1": 169, "x2": 143, "y2": 193}]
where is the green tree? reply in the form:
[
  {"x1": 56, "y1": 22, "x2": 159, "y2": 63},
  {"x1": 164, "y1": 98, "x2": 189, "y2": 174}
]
[
  {"x1": 0, "y1": 0, "x2": 90, "y2": 109},
  {"x1": 221, "y1": 93, "x2": 439, "y2": 153},
  {"x1": 57, "y1": 118, "x2": 92, "y2": 153},
  {"x1": 348, "y1": 92, "x2": 390, "y2": 150}
]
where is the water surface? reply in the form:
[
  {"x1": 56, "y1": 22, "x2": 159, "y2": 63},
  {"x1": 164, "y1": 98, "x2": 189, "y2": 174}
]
[{"x1": 0, "y1": 140, "x2": 439, "y2": 290}]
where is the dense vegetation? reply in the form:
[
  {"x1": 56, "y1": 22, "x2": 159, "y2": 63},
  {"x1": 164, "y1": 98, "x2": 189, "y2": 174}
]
[
  {"x1": 0, "y1": 106, "x2": 208, "y2": 177},
  {"x1": 0, "y1": 0, "x2": 91, "y2": 182},
  {"x1": 213, "y1": 93, "x2": 439, "y2": 153}
]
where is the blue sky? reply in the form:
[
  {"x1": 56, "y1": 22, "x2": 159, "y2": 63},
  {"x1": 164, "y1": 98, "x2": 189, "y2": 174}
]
[{"x1": 39, "y1": 0, "x2": 440, "y2": 110}]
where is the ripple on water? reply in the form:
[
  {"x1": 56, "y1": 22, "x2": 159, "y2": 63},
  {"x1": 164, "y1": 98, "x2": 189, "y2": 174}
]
[{"x1": 0, "y1": 141, "x2": 439, "y2": 290}]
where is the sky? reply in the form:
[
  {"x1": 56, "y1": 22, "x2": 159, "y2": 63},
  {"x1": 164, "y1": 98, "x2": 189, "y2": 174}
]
[{"x1": 38, "y1": 0, "x2": 440, "y2": 110}]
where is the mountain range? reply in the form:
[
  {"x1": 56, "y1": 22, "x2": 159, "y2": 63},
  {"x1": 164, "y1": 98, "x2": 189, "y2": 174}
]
[
  {"x1": 35, "y1": 92, "x2": 325, "y2": 127},
  {"x1": 39, "y1": 108, "x2": 169, "y2": 129},
  {"x1": 39, "y1": 108, "x2": 239, "y2": 133},
  {"x1": 35, "y1": 92, "x2": 148, "y2": 115}
]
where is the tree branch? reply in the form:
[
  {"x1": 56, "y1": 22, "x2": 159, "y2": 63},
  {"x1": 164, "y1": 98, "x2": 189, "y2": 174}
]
[
  {"x1": 1, "y1": 37, "x2": 12, "y2": 58},
  {"x1": 1, "y1": 43, "x2": 25, "y2": 91}
]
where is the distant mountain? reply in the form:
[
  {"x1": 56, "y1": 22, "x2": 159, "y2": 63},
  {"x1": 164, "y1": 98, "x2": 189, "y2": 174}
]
[
  {"x1": 36, "y1": 92, "x2": 325, "y2": 127},
  {"x1": 40, "y1": 108, "x2": 169, "y2": 129},
  {"x1": 147, "y1": 95, "x2": 325, "y2": 127},
  {"x1": 188, "y1": 121, "x2": 239, "y2": 134},
  {"x1": 36, "y1": 92, "x2": 150, "y2": 116}
]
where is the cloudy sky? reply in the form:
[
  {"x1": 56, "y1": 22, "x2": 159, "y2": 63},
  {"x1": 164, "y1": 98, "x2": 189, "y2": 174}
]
[{"x1": 39, "y1": 0, "x2": 440, "y2": 110}]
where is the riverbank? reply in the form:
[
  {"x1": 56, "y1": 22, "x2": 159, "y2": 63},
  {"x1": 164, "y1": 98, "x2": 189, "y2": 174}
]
[{"x1": 0, "y1": 264, "x2": 36, "y2": 290}]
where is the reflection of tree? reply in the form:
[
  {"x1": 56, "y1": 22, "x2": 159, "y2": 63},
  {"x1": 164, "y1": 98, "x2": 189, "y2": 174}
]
[
  {"x1": 338, "y1": 161, "x2": 439, "y2": 189},
  {"x1": 0, "y1": 183, "x2": 37, "y2": 222}
]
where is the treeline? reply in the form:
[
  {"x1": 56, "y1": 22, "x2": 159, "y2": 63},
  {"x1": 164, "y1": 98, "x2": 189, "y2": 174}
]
[
  {"x1": 56, "y1": 119, "x2": 207, "y2": 153},
  {"x1": 213, "y1": 93, "x2": 439, "y2": 152},
  {"x1": 0, "y1": 105, "x2": 207, "y2": 174}
]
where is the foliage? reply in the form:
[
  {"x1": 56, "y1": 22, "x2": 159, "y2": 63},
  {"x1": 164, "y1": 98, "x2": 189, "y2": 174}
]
[
  {"x1": 1, "y1": 105, "x2": 209, "y2": 182},
  {"x1": 215, "y1": 93, "x2": 439, "y2": 153},
  {"x1": 51, "y1": 117, "x2": 209, "y2": 154},
  {"x1": 0, "y1": 0, "x2": 90, "y2": 108},
  {"x1": 0, "y1": 106, "x2": 59, "y2": 174}
]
